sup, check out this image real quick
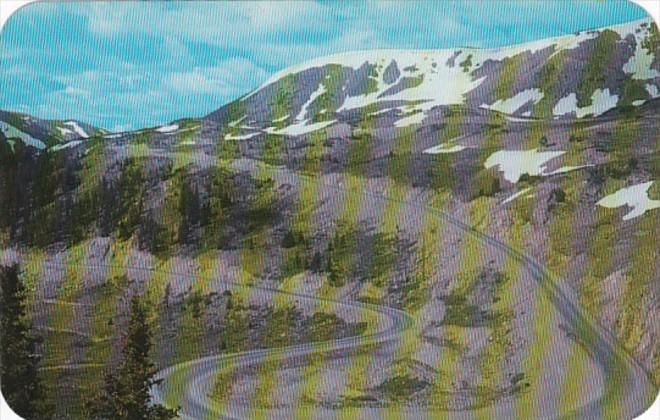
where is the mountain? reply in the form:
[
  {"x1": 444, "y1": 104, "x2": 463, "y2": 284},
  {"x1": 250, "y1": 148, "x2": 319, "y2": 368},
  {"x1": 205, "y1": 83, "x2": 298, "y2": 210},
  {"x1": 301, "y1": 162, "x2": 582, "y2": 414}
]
[
  {"x1": 0, "y1": 109, "x2": 107, "y2": 150},
  {"x1": 206, "y1": 18, "x2": 659, "y2": 136},
  {"x1": 0, "y1": 17, "x2": 659, "y2": 417}
]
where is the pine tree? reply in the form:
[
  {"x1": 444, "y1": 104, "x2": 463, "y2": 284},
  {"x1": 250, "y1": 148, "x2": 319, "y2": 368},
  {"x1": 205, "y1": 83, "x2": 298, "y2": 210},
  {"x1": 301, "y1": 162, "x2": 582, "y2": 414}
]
[
  {"x1": 86, "y1": 295, "x2": 178, "y2": 419},
  {"x1": 0, "y1": 264, "x2": 51, "y2": 419}
]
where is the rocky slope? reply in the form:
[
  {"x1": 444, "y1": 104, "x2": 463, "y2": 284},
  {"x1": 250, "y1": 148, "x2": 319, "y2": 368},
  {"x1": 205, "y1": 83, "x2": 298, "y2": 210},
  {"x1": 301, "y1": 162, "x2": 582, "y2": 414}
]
[{"x1": 0, "y1": 17, "x2": 658, "y2": 416}]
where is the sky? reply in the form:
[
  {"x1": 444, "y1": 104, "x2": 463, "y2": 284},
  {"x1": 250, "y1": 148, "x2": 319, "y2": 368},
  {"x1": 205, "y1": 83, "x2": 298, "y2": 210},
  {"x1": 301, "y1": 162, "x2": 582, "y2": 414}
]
[{"x1": 0, "y1": 0, "x2": 651, "y2": 131}]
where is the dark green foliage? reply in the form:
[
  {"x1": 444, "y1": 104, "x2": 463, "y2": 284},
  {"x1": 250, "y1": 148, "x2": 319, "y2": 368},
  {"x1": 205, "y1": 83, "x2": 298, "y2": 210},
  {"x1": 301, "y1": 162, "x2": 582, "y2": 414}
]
[
  {"x1": 426, "y1": 155, "x2": 454, "y2": 192},
  {"x1": 440, "y1": 292, "x2": 503, "y2": 327},
  {"x1": 375, "y1": 375, "x2": 429, "y2": 400},
  {"x1": 185, "y1": 290, "x2": 206, "y2": 319},
  {"x1": 618, "y1": 76, "x2": 650, "y2": 110},
  {"x1": 218, "y1": 296, "x2": 249, "y2": 351},
  {"x1": 602, "y1": 156, "x2": 638, "y2": 179},
  {"x1": 303, "y1": 312, "x2": 366, "y2": 342},
  {"x1": 261, "y1": 306, "x2": 300, "y2": 347},
  {"x1": 177, "y1": 178, "x2": 201, "y2": 245},
  {"x1": 0, "y1": 264, "x2": 51, "y2": 419},
  {"x1": 459, "y1": 54, "x2": 473, "y2": 73},
  {"x1": 261, "y1": 135, "x2": 284, "y2": 164},
  {"x1": 550, "y1": 188, "x2": 566, "y2": 203},
  {"x1": 470, "y1": 169, "x2": 501, "y2": 200},
  {"x1": 569, "y1": 132, "x2": 586, "y2": 143},
  {"x1": 281, "y1": 230, "x2": 299, "y2": 249},
  {"x1": 85, "y1": 295, "x2": 178, "y2": 419},
  {"x1": 641, "y1": 22, "x2": 660, "y2": 52},
  {"x1": 243, "y1": 176, "x2": 277, "y2": 233},
  {"x1": 279, "y1": 229, "x2": 312, "y2": 278},
  {"x1": 308, "y1": 251, "x2": 324, "y2": 273},
  {"x1": 199, "y1": 166, "x2": 233, "y2": 248},
  {"x1": 326, "y1": 220, "x2": 359, "y2": 287},
  {"x1": 112, "y1": 159, "x2": 146, "y2": 240},
  {"x1": 346, "y1": 130, "x2": 373, "y2": 169}
]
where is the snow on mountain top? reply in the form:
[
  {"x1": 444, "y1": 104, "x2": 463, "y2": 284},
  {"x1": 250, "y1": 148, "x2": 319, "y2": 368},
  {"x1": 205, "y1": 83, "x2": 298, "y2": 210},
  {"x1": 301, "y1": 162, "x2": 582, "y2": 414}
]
[
  {"x1": 155, "y1": 124, "x2": 179, "y2": 133},
  {"x1": 0, "y1": 121, "x2": 46, "y2": 149},
  {"x1": 50, "y1": 140, "x2": 83, "y2": 152},
  {"x1": 296, "y1": 83, "x2": 327, "y2": 121},
  {"x1": 244, "y1": 18, "x2": 654, "y2": 105},
  {"x1": 64, "y1": 121, "x2": 89, "y2": 139}
]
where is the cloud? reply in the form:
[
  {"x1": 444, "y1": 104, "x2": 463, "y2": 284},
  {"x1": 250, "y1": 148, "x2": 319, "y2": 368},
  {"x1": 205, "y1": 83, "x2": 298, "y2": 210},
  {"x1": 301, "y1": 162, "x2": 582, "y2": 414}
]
[
  {"x1": 1, "y1": 0, "x2": 650, "y2": 130},
  {"x1": 161, "y1": 58, "x2": 269, "y2": 96}
]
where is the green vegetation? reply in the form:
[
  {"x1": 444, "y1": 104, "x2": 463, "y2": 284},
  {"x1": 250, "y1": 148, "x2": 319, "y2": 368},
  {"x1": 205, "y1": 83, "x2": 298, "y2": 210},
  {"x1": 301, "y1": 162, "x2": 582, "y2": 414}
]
[
  {"x1": 0, "y1": 264, "x2": 52, "y2": 419},
  {"x1": 469, "y1": 168, "x2": 502, "y2": 200},
  {"x1": 375, "y1": 375, "x2": 429, "y2": 401},
  {"x1": 261, "y1": 134, "x2": 284, "y2": 165},
  {"x1": 576, "y1": 29, "x2": 619, "y2": 107},
  {"x1": 641, "y1": 21, "x2": 660, "y2": 52},
  {"x1": 440, "y1": 292, "x2": 506, "y2": 327},
  {"x1": 459, "y1": 54, "x2": 473, "y2": 73},
  {"x1": 86, "y1": 295, "x2": 178, "y2": 419},
  {"x1": 493, "y1": 55, "x2": 523, "y2": 101},
  {"x1": 618, "y1": 75, "x2": 650, "y2": 110},
  {"x1": 326, "y1": 219, "x2": 359, "y2": 287},
  {"x1": 303, "y1": 312, "x2": 367, "y2": 342},
  {"x1": 533, "y1": 50, "x2": 567, "y2": 117}
]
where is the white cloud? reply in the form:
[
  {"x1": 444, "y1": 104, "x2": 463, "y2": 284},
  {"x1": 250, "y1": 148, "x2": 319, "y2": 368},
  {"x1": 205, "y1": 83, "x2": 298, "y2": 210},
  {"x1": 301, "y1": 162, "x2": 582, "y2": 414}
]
[{"x1": 161, "y1": 58, "x2": 268, "y2": 95}]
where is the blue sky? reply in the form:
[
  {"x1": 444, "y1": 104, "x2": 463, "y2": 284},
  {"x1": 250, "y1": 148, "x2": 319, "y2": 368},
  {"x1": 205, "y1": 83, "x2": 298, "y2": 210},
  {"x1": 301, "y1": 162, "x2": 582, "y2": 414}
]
[{"x1": 0, "y1": 1, "x2": 650, "y2": 131}]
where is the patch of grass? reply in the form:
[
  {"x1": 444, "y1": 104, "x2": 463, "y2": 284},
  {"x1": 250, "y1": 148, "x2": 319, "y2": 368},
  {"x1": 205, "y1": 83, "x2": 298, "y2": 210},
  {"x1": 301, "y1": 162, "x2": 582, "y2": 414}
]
[
  {"x1": 469, "y1": 168, "x2": 501, "y2": 200},
  {"x1": 577, "y1": 29, "x2": 619, "y2": 107},
  {"x1": 375, "y1": 375, "x2": 429, "y2": 401},
  {"x1": 303, "y1": 312, "x2": 367, "y2": 342}
]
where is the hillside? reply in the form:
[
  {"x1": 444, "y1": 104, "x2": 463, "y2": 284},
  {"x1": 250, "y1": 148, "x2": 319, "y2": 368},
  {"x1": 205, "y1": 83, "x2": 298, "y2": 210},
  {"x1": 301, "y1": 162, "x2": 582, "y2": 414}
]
[{"x1": 0, "y1": 17, "x2": 658, "y2": 419}]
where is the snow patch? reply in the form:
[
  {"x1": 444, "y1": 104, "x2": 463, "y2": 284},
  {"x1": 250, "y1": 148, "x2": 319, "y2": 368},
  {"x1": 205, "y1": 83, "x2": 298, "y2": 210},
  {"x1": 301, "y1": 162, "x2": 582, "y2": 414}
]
[
  {"x1": 228, "y1": 116, "x2": 246, "y2": 128},
  {"x1": 224, "y1": 132, "x2": 260, "y2": 141},
  {"x1": 423, "y1": 144, "x2": 469, "y2": 154},
  {"x1": 545, "y1": 164, "x2": 593, "y2": 175},
  {"x1": 597, "y1": 181, "x2": 660, "y2": 220},
  {"x1": 646, "y1": 84, "x2": 659, "y2": 98},
  {"x1": 394, "y1": 110, "x2": 426, "y2": 128},
  {"x1": 63, "y1": 121, "x2": 89, "y2": 138},
  {"x1": 623, "y1": 37, "x2": 660, "y2": 80},
  {"x1": 369, "y1": 107, "x2": 399, "y2": 116},
  {"x1": 481, "y1": 89, "x2": 544, "y2": 114},
  {"x1": 553, "y1": 89, "x2": 619, "y2": 118},
  {"x1": 501, "y1": 187, "x2": 533, "y2": 204},
  {"x1": 484, "y1": 149, "x2": 565, "y2": 183},
  {"x1": 265, "y1": 119, "x2": 336, "y2": 136},
  {"x1": 50, "y1": 140, "x2": 83, "y2": 151},
  {"x1": 56, "y1": 127, "x2": 75, "y2": 137},
  {"x1": 0, "y1": 121, "x2": 46, "y2": 149},
  {"x1": 155, "y1": 124, "x2": 179, "y2": 134},
  {"x1": 296, "y1": 83, "x2": 327, "y2": 121},
  {"x1": 272, "y1": 114, "x2": 290, "y2": 123}
]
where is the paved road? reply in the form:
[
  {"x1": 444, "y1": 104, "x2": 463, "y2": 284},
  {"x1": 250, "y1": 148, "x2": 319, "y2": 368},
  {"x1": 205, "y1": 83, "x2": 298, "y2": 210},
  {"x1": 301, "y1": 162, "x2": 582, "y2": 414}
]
[{"x1": 144, "y1": 164, "x2": 656, "y2": 419}]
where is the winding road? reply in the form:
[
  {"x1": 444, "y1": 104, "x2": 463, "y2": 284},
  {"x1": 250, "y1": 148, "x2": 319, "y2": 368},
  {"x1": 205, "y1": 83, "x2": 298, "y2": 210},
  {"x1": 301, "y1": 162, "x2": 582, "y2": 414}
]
[
  {"x1": 143, "y1": 163, "x2": 657, "y2": 419},
  {"x1": 25, "y1": 150, "x2": 656, "y2": 418}
]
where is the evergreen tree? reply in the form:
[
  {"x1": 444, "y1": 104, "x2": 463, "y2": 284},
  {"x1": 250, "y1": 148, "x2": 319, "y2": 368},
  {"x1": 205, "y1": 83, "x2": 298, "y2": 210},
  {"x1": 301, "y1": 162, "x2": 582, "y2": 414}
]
[
  {"x1": 0, "y1": 264, "x2": 51, "y2": 419},
  {"x1": 86, "y1": 295, "x2": 178, "y2": 419}
]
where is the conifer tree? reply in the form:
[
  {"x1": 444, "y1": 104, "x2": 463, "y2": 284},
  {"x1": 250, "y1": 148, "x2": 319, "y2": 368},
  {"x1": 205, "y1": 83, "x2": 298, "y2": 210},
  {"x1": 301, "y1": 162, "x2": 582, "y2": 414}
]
[
  {"x1": 86, "y1": 295, "x2": 178, "y2": 419},
  {"x1": 0, "y1": 264, "x2": 51, "y2": 419}
]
